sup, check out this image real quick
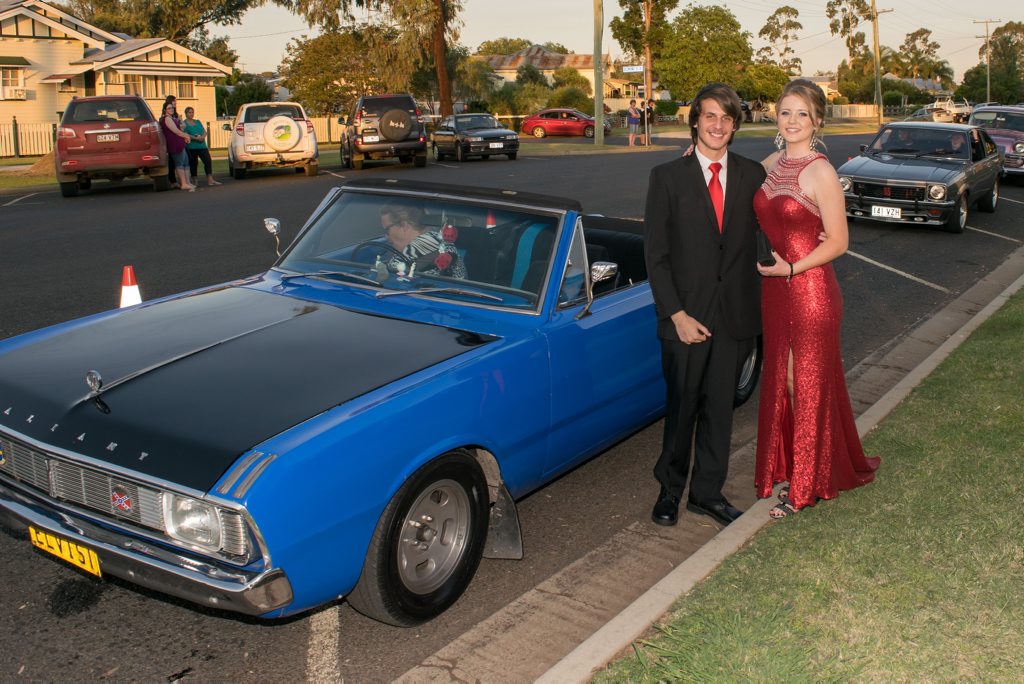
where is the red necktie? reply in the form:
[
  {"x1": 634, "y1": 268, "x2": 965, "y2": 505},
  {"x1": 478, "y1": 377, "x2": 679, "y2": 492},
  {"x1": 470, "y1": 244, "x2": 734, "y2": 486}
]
[{"x1": 708, "y1": 162, "x2": 724, "y2": 232}]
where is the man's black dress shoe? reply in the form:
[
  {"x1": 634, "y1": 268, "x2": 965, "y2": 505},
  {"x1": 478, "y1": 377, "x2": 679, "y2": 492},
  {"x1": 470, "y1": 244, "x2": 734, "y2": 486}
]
[
  {"x1": 686, "y1": 498, "x2": 743, "y2": 525},
  {"x1": 651, "y1": 491, "x2": 680, "y2": 526}
]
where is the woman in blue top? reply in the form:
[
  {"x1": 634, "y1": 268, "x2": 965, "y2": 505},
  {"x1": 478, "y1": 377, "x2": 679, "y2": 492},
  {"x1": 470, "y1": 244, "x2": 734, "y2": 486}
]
[
  {"x1": 182, "y1": 107, "x2": 220, "y2": 186},
  {"x1": 627, "y1": 99, "x2": 641, "y2": 147}
]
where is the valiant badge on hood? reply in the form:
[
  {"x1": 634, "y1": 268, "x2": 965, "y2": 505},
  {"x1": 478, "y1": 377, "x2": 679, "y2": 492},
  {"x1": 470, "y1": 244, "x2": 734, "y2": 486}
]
[{"x1": 86, "y1": 370, "x2": 103, "y2": 394}]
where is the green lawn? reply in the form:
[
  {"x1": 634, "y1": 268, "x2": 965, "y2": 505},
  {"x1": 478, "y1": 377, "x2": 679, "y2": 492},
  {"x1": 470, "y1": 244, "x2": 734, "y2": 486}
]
[{"x1": 597, "y1": 289, "x2": 1024, "y2": 681}]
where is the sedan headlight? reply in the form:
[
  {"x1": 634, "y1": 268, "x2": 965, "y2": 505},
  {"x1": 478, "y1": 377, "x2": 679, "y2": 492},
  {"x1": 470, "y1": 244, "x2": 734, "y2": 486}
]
[
  {"x1": 164, "y1": 494, "x2": 222, "y2": 550},
  {"x1": 1014, "y1": 141, "x2": 1024, "y2": 154},
  {"x1": 466, "y1": 136, "x2": 483, "y2": 142},
  {"x1": 928, "y1": 184, "x2": 947, "y2": 201},
  {"x1": 839, "y1": 176, "x2": 852, "y2": 193},
  {"x1": 505, "y1": 134, "x2": 518, "y2": 140}
]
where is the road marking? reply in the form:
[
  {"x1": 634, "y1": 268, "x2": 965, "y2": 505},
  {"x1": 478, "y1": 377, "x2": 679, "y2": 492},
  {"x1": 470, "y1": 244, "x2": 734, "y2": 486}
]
[
  {"x1": 966, "y1": 226, "x2": 1022, "y2": 243},
  {"x1": 2, "y1": 192, "x2": 42, "y2": 207},
  {"x1": 431, "y1": 162, "x2": 458, "y2": 168},
  {"x1": 846, "y1": 250, "x2": 950, "y2": 293},
  {"x1": 325, "y1": 171, "x2": 346, "y2": 179},
  {"x1": 1000, "y1": 196, "x2": 1024, "y2": 205},
  {"x1": 306, "y1": 604, "x2": 340, "y2": 681}
]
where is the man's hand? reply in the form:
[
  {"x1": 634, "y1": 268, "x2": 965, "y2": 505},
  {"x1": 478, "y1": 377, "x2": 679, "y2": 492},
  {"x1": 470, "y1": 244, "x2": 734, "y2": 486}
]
[{"x1": 671, "y1": 310, "x2": 711, "y2": 344}]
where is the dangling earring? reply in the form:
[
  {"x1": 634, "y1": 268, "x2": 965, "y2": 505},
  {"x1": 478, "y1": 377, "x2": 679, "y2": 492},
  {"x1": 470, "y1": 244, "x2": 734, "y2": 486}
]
[
  {"x1": 774, "y1": 132, "x2": 785, "y2": 150},
  {"x1": 810, "y1": 129, "x2": 822, "y2": 151}
]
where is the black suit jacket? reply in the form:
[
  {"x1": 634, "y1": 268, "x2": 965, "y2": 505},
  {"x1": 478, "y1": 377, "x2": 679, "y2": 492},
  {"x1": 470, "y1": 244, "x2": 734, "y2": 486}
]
[{"x1": 644, "y1": 152, "x2": 767, "y2": 341}]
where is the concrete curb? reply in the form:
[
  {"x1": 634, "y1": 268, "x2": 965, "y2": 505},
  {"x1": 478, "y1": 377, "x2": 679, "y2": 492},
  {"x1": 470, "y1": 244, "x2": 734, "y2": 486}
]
[{"x1": 539, "y1": 252, "x2": 1024, "y2": 683}]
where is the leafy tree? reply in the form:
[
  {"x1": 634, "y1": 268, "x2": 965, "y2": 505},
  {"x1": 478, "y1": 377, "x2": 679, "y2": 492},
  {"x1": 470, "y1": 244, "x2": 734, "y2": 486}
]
[
  {"x1": 657, "y1": 5, "x2": 752, "y2": 102},
  {"x1": 224, "y1": 73, "x2": 274, "y2": 116},
  {"x1": 979, "y1": 21, "x2": 1024, "y2": 68},
  {"x1": 736, "y1": 63, "x2": 790, "y2": 101},
  {"x1": 278, "y1": 29, "x2": 388, "y2": 115},
  {"x1": 63, "y1": 0, "x2": 256, "y2": 47},
  {"x1": 455, "y1": 57, "x2": 498, "y2": 105},
  {"x1": 552, "y1": 66, "x2": 591, "y2": 95},
  {"x1": 956, "y1": 57, "x2": 1022, "y2": 105},
  {"x1": 547, "y1": 86, "x2": 592, "y2": 111},
  {"x1": 609, "y1": 0, "x2": 678, "y2": 62},
  {"x1": 835, "y1": 50, "x2": 875, "y2": 103},
  {"x1": 476, "y1": 37, "x2": 532, "y2": 54},
  {"x1": 757, "y1": 6, "x2": 802, "y2": 75},
  {"x1": 826, "y1": 0, "x2": 870, "y2": 62},
  {"x1": 541, "y1": 41, "x2": 570, "y2": 54},
  {"x1": 516, "y1": 64, "x2": 549, "y2": 88},
  {"x1": 489, "y1": 82, "x2": 549, "y2": 120},
  {"x1": 201, "y1": 36, "x2": 238, "y2": 69},
  {"x1": 900, "y1": 29, "x2": 939, "y2": 80}
]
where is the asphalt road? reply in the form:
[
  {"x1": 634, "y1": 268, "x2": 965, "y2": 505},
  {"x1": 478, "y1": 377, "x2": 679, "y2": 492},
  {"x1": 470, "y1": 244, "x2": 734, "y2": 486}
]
[{"x1": 1, "y1": 138, "x2": 1022, "y2": 681}]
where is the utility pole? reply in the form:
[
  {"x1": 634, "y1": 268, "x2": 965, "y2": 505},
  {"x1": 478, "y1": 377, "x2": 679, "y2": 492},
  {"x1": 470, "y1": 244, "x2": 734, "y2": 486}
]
[
  {"x1": 974, "y1": 19, "x2": 1002, "y2": 103},
  {"x1": 643, "y1": 0, "x2": 652, "y2": 109},
  {"x1": 593, "y1": 0, "x2": 605, "y2": 146},
  {"x1": 869, "y1": 0, "x2": 892, "y2": 128}
]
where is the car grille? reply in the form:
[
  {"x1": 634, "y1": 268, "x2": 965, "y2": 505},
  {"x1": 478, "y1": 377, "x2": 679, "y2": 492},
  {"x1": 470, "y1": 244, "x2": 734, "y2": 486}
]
[
  {"x1": 853, "y1": 182, "x2": 925, "y2": 201},
  {"x1": 0, "y1": 432, "x2": 248, "y2": 556}
]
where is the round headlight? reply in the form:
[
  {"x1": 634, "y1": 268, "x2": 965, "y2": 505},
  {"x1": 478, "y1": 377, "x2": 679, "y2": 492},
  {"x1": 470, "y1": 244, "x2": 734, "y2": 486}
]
[
  {"x1": 164, "y1": 494, "x2": 222, "y2": 549},
  {"x1": 928, "y1": 184, "x2": 947, "y2": 201},
  {"x1": 1014, "y1": 141, "x2": 1024, "y2": 154},
  {"x1": 839, "y1": 176, "x2": 852, "y2": 193}
]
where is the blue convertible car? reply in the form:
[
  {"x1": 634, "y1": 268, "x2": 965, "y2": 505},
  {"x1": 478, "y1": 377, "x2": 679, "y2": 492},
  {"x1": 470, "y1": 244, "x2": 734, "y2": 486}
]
[{"x1": 0, "y1": 180, "x2": 760, "y2": 625}]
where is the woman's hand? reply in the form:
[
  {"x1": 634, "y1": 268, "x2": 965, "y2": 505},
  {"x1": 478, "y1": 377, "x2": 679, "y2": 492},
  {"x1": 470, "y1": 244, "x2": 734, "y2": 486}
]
[{"x1": 757, "y1": 251, "x2": 791, "y2": 278}]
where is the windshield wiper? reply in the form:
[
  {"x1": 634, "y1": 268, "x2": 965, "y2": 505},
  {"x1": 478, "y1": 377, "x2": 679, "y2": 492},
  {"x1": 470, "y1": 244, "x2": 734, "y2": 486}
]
[
  {"x1": 375, "y1": 286, "x2": 503, "y2": 302},
  {"x1": 917, "y1": 149, "x2": 959, "y2": 157},
  {"x1": 278, "y1": 270, "x2": 381, "y2": 287}
]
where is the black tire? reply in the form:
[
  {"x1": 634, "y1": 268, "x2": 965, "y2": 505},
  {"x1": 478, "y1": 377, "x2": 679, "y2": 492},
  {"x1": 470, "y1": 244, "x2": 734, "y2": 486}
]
[
  {"x1": 379, "y1": 109, "x2": 413, "y2": 142},
  {"x1": 152, "y1": 175, "x2": 170, "y2": 192},
  {"x1": 532, "y1": 126, "x2": 546, "y2": 138},
  {"x1": 59, "y1": 181, "x2": 79, "y2": 197},
  {"x1": 943, "y1": 194, "x2": 967, "y2": 233},
  {"x1": 413, "y1": 153, "x2": 427, "y2": 168},
  {"x1": 341, "y1": 142, "x2": 353, "y2": 169},
  {"x1": 734, "y1": 336, "x2": 764, "y2": 408},
  {"x1": 231, "y1": 160, "x2": 246, "y2": 180},
  {"x1": 352, "y1": 153, "x2": 364, "y2": 171},
  {"x1": 507, "y1": 152, "x2": 517, "y2": 160},
  {"x1": 78, "y1": 178, "x2": 92, "y2": 190},
  {"x1": 347, "y1": 450, "x2": 489, "y2": 626},
  {"x1": 304, "y1": 161, "x2": 319, "y2": 177},
  {"x1": 432, "y1": 143, "x2": 445, "y2": 161},
  {"x1": 455, "y1": 144, "x2": 464, "y2": 162},
  {"x1": 977, "y1": 177, "x2": 999, "y2": 213},
  {"x1": 584, "y1": 126, "x2": 595, "y2": 138}
]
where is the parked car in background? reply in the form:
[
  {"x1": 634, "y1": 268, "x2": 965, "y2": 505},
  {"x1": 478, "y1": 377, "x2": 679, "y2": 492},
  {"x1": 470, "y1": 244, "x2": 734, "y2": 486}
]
[
  {"x1": 968, "y1": 105, "x2": 1024, "y2": 178},
  {"x1": 0, "y1": 178, "x2": 763, "y2": 626},
  {"x1": 837, "y1": 122, "x2": 1002, "y2": 233},
  {"x1": 340, "y1": 93, "x2": 427, "y2": 170},
  {"x1": 224, "y1": 101, "x2": 319, "y2": 179},
  {"x1": 520, "y1": 108, "x2": 612, "y2": 139},
  {"x1": 430, "y1": 113, "x2": 519, "y2": 162},
  {"x1": 934, "y1": 97, "x2": 972, "y2": 123},
  {"x1": 54, "y1": 95, "x2": 167, "y2": 197}
]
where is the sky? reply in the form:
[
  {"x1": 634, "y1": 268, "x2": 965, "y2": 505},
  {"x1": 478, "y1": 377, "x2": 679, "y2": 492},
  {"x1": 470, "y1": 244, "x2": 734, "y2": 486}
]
[{"x1": 215, "y1": 0, "x2": 1019, "y2": 82}]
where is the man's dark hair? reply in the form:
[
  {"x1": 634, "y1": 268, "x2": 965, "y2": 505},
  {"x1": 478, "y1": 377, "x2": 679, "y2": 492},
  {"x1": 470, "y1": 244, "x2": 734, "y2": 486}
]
[{"x1": 688, "y1": 83, "x2": 743, "y2": 145}]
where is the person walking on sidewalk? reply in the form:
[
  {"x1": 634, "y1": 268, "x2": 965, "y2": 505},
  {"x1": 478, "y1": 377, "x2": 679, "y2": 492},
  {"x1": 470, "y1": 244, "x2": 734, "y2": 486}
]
[
  {"x1": 182, "y1": 107, "x2": 220, "y2": 187},
  {"x1": 752, "y1": 79, "x2": 880, "y2": 517},
  {"x1": 644, "y1": 82, "x2": 766, "y2": 527}
]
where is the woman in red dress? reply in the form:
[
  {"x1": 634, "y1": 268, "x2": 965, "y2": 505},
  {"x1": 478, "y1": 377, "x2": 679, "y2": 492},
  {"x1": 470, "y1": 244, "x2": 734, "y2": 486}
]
[{"x1": 753, "y1": 80, "x2": 880, "y2": 517}]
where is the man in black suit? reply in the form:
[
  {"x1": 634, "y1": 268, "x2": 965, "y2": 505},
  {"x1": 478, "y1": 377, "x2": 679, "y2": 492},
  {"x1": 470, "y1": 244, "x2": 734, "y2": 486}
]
[{"x1": 644, "y1": 83, "x2": 766, "y2": 526}]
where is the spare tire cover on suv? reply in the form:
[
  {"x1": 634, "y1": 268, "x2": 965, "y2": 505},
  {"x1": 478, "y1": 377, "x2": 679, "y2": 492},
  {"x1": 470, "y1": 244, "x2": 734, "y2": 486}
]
[
  {"x1": 263, "y1": 115, "x2": 303, "y2": 151},
  {"x1": 379, "y1": 109, "x2": 414, "y2": 142}
]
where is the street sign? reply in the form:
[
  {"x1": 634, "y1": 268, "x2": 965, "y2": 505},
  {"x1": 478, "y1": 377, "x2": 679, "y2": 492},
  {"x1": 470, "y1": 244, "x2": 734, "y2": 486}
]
[{"x1": 622, "y1": 65, "x2": 644, "y2": 73}]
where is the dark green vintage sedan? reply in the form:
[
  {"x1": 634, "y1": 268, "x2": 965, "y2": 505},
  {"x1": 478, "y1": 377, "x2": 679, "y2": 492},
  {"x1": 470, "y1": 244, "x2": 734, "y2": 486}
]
[{"x1": 837, "y1": 122, "x2": 1002, "y2": 233}]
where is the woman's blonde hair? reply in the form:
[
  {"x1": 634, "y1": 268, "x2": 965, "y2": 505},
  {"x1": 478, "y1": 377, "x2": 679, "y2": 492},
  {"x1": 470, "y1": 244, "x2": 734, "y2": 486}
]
[{"x1": 776, "y1": 79, "x2": 827, "y2": 129}]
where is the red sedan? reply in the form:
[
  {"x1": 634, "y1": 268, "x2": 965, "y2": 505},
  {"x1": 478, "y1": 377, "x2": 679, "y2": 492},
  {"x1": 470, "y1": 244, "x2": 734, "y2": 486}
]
[{"x1": 520, "y1": 108, "x2": 612, "y2": 139}]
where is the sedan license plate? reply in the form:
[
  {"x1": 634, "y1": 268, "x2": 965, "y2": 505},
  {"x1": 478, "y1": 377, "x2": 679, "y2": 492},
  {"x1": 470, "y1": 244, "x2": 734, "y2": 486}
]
[
  {"x1": 871, "y1": 205, "x2": 901, "y2": 219},
  {"x1": 362, "y1": 135, "x2": 380, "y2": 143},
  {"x1": 488, "y1": 142, "x2": 505, "y2": 149},
  {"x1": 95, "y1": 133, "x2": 119, "y2": 143},
  {"x1": 29, "y1": 526, "x2": 101, "y2": 577},
  {"x1": 245, "y1": 144, "x2": 265, "y2": 152}
]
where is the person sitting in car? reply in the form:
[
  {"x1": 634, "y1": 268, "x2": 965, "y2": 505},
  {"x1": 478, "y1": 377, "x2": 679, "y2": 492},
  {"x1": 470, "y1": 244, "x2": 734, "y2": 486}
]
[{"x1": 379, "y1": 204, "x2": 466, "y2": 279}]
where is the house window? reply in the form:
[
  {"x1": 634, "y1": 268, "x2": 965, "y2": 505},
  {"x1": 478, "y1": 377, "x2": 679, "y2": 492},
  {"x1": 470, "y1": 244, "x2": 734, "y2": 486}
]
[
  {"x1": 1, "y1": 67, "x2": 25, "y2": 99},
  {"x1": 124, "y1": 74, "x2": 142, "y2": 95},
  {"x1": 177, "y1": 77, "x2": 194, "y2": 99},
  {"x1": 59, "y1": 78, "x2": 76, "y2": 92}
]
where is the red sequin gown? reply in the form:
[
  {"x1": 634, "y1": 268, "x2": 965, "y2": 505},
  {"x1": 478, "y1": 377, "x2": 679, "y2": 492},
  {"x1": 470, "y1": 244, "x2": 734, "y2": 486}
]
[{"x1": 752, "y1": 152, "x2": 880, "y2": 509}]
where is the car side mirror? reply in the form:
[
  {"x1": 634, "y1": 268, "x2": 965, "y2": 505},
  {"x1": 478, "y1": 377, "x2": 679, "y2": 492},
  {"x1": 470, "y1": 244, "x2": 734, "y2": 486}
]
[
  {"x1": 576, "y1": 262, "x2": 619, "y2": 320},
  {"x1": 264, "y1": 217, "x2": 282, "y2": 258},
  {"x1": 338, "y1": 115, "x2": 349, "y2": 125},
  {"x1": 859, "y1": 144, "x2": 867, "y2": 152},
  {"x1": 222, "y1": 123, "x2": 231, "y2": 131}
]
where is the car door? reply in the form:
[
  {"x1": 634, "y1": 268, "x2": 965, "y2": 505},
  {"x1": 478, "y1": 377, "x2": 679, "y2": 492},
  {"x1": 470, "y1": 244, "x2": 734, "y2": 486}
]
[
  {"x1": 968, "y1": 130, "x2": 1000, "y2": 197},
  {"x1": 434, "y1": 116, "x2": 455, "y2": 153},
  {"x1": 541, "y1": 218, "x2": 663, "y2": 476}
]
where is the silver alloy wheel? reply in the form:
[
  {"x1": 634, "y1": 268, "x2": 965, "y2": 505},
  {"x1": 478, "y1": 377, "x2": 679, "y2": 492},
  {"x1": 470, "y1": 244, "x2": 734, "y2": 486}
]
[
  {"x1": 396, "y1": 478, "x2": 471, "y2": 594},
  {"x1": 958, "y1": 194, "x2": 968, "y2": 230}
]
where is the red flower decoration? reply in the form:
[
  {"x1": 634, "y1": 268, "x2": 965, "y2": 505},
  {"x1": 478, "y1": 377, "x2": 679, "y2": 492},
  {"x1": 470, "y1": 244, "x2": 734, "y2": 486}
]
[
  {"x1": 434, "y1": 252, "x2": 453, "y2": 270},
  {"x1": 441, "y1": 224, "x2": 458, "y2": 243}
]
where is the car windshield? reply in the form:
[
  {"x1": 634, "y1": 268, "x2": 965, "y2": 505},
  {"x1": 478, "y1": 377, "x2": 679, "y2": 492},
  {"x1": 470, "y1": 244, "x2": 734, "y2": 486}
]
[
  {"x1": 455, "y1": 115, "x2": 501, "y2": 131},
  {"x1": 868, "y1": 126, "x2": 970, "y2": 159},
  {"x1": 970, "y1": 110, "x2": 1024, "y2": 132},
  {"x1": 278, "y1": 191, "x2": 563, "y2": 310}
]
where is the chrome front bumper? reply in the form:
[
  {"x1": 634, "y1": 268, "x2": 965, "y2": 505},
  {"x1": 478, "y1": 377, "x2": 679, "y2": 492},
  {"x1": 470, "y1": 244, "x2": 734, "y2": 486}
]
[{"x1": 0, "y1": 478, "x2": 293, "y2": 617}]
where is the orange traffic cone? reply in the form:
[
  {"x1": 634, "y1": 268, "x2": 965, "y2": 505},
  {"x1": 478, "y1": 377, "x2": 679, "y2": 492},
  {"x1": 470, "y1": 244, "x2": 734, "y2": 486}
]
[
  {"x1": 485, "y1": 210, "x2": 496, "y2": 229},
  {"x1": 119, "y1": 265, "x2": 142, "y2": 308}
]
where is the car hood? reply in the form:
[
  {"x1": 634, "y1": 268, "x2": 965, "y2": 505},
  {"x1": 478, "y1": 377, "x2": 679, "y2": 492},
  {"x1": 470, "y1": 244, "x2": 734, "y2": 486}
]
[
  {"x1": 838, "y1": 154, "x2": 963, "y2": 183},
  {"x1": 0, "y1": 287, "x2": 495, "y2": 492},
  {"x1": 460, "y1": 127, "x2": 514, "y2": 137},
  {"x1": 983, "y1": 129, "x2": 1023, "y2": 149}
]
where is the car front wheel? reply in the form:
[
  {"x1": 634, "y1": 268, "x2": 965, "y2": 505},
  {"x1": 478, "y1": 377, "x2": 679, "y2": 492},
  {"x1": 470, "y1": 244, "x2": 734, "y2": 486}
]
[
  {"x1": 347, "y1": 450, "x2": 489, "y2": 626},
  {"x1": 532, "y1": 126, "x2": 546, "y2": 138},
  {"x1": 584, "y1": 126, "x2": 595, "y2": 138},
  {"x1": 978, "y1": 177, "x2": 999, "y2": 213},
  {"x1": 943, "y1": 194, "x2": 967, "y2": 233},
  {"x1": 432, "y1": 143, "x2": 445, "y2": 161}
]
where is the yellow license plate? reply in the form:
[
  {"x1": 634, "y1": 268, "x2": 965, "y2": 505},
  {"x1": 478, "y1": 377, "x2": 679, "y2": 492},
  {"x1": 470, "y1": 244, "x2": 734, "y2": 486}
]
[{"x1": 29, "y1": 526, "x2": 102, "y2": 578}]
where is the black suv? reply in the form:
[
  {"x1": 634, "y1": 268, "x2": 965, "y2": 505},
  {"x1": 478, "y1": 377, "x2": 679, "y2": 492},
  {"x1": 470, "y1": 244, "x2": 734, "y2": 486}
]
[{"x1": 341, "y1": 94, "x2": 427, "y2": 170}]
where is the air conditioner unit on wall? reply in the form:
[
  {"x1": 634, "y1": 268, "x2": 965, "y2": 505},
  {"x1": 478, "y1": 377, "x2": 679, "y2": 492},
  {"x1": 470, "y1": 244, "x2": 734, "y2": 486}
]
[{"x1": 4, "y1": 87, "x2": 27, "y2": 100}]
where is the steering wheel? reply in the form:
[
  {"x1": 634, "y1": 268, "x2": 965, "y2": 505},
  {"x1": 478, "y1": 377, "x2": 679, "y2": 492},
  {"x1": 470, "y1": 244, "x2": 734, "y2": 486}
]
[{"x1": 352, "y1": 240, "x2": 407, "y2": 263}]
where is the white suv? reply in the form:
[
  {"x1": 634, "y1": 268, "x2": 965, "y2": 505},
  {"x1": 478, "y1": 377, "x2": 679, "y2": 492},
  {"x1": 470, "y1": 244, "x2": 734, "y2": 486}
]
[{"x1": 224, "y1": 102, "x2": 319, "y2": 179}]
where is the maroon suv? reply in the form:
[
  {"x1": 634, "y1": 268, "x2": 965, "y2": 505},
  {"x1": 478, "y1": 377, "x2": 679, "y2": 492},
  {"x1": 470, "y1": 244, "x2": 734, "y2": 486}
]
[{"x1": 54, "y1": 95, "x2": 168, "y2": 197}]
